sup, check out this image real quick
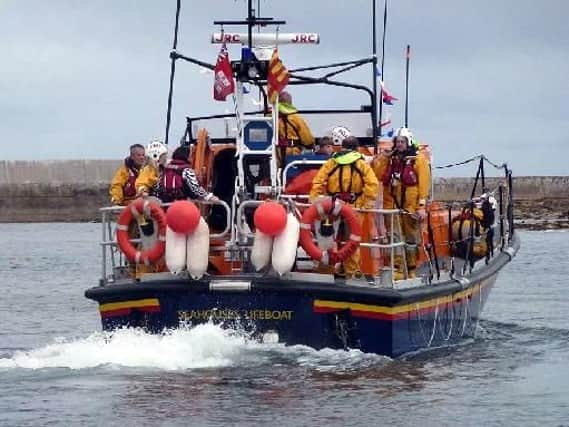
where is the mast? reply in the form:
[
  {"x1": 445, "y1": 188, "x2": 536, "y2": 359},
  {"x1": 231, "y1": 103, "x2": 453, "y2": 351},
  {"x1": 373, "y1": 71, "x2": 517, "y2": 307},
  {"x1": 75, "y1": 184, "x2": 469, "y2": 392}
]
[
  {"x1": 247, "y1": 0, "x2": 253, "y2": 50},
  {"x1": 404, "y1": 44, "x2": 410, "y2": 128},
  {"x1": 372, "y1": 0, "x2": 378, "y2": 149},
  {"x1": 164, "y1": 0, "x2": 182, "y2": 145},
  {"x1": 378, "y1": 0, "x2": 388, "y2": 139}
]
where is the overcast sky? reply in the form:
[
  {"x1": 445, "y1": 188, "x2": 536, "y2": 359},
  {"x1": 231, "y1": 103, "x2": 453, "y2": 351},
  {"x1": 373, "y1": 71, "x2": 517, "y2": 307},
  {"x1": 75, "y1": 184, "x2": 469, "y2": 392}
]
[{"x1": 1, "y1": 0, "x2": 567, "y2": 176}]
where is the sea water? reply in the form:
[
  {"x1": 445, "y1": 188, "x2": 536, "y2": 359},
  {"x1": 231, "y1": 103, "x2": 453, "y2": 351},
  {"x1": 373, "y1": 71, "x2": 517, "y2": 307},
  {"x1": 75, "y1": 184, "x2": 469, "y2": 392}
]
[{"x1": 0, "y1": 224, "x2": 568, "y2": 426}]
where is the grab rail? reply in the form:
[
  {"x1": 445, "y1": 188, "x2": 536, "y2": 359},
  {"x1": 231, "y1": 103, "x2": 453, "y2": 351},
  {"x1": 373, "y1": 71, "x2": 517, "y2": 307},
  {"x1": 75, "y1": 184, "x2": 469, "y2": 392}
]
[
  {"x1": 235, "y1": 199, "x2": 264, "y2": 239},
  {"x1": 282, "y1": 159, "x2": 327, "y2": 189},
  {"x1": 99, "y1": 198, "x2": 232, "y2": 283}
]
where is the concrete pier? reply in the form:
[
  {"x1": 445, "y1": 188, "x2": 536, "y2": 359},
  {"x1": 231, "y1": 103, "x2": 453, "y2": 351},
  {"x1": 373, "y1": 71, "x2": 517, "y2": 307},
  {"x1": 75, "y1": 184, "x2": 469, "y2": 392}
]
[{"x1": 0, "y1": 160, "x2": 567, "y2": 225}]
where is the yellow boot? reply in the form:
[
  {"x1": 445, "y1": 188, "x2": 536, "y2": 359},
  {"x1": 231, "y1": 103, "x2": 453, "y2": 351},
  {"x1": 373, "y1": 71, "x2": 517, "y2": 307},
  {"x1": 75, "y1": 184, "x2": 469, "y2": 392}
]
[
  {"x1": 391, "y1": 254, "x2": 406, "y2": 281},
  {"x1": 393, "y1": 270, "x2": 406, "y2": 281}
]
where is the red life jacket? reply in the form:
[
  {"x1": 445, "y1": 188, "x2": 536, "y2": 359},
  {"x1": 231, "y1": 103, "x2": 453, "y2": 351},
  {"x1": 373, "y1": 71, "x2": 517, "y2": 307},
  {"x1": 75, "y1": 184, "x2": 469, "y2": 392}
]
[
  {"x1": 159, "y1": 159, "x2": 190, "y2": 202},
  {"x1": 382, "y1": 155, "x2": 418, "y2": 187},
  {"x1": 123, "y1": 158, "x2": 140, "y2": 199}
]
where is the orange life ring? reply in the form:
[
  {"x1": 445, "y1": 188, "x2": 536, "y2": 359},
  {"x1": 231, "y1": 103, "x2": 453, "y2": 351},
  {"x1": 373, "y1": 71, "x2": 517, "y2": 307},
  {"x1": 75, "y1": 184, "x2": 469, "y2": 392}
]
[
  {"x1": 116, "y1": 198, "x2": 167, "y2": 265},
  {"x1": 194, "y1": 128, "x2": 209, "y2": 182},
  {"x1": 299, "y1": 197, "x2": 361, "y2": 265}
]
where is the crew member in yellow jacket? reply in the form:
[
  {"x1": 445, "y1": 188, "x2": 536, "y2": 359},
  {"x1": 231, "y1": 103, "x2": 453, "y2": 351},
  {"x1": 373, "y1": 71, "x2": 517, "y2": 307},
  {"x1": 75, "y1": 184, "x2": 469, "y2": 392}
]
[
  {"x1": 372, "y1": 127, "x2": 430, "y2": 279},
  {"x1": 109, "y1": 144, "x2": 146, "y2": 205},
  {"x1": 277, "y1": 91, "x2": 315, "y2": 165},
  {"x1": 135, "y1": 139, "x2": 169, "y2": 197},
  {"x1": 310, "y1": 135, "x2": 379, "y2": 278}
]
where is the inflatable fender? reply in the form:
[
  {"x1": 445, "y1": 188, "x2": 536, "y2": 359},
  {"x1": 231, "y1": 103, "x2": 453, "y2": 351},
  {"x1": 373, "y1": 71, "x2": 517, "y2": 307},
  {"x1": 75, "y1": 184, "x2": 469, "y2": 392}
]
[
  {"x1": 165, "y1": 226, "x2": 187, "y2": 273},
  {"x1": 272, "y1": 213, "x2": 300, "y2": 275},
  {"x1": 251, "y1": 230, "x2": 273, "y2": 271},
  {"x1": 186, "y1": 217, "x2": 210, "y2": 279}
]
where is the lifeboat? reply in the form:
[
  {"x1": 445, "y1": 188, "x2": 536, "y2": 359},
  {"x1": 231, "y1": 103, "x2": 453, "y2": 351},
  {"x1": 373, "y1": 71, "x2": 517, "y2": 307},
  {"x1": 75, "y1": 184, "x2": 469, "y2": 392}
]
[{"x1": 85, "y1": 2, "x2": 520, "y2": 358}]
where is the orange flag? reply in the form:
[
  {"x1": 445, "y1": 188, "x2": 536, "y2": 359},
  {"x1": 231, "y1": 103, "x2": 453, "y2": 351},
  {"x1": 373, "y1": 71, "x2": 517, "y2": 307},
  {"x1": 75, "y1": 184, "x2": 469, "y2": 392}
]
[{"x1": 267, "y1": 49, "x2": 289, "y2": 104}]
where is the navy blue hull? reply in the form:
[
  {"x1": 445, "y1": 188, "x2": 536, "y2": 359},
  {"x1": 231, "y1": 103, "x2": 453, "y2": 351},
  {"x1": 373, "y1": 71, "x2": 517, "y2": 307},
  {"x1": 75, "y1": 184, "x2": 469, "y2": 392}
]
[
  {"x1": 86, "y1": 270, "x2": 497, "y2": 357},
  {"x1": 86, "y1": 235, "x2": 518, "y2": 357}
]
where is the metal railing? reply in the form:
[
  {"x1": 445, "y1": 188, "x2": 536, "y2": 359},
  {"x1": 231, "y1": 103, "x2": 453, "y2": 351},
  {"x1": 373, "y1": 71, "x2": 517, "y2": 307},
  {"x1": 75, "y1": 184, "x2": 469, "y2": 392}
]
[
  {"x1": 99, "y1": 198, "x2": 231, "y2": 284},
  {"x1": 281, "y1": 159, "x2": 327, "y2": 189},
  {"x1": 235, "y1": 198, "x2": 409, "y2": 286},
  {"x1": 99, "y1": 166, "x2": 514, "y2": 288}
]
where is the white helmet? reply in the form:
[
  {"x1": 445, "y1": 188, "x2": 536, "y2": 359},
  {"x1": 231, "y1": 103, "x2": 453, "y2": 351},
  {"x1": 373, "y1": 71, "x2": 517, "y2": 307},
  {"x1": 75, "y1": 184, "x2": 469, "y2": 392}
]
[
  {"x1": 146, "y1": 139, "x2": 168, "y2": 161},
  {"x1": 331, "y1": 126, "x2": 351, "y2": 146},
  {"x1": 393, "y1": 127, "x2": 414, "y2": 145}
]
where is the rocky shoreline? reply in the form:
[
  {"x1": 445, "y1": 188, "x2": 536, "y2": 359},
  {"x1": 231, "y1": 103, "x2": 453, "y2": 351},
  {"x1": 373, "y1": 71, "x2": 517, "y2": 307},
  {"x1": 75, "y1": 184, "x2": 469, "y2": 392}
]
[{"x1": 513, "y1": 198, "x2": 569, "y2": 231}]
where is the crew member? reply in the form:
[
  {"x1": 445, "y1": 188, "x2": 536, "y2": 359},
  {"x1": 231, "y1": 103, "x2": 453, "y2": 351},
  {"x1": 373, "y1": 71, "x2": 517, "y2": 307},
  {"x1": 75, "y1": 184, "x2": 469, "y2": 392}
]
[
  {"x1": 109, "y1": 144, "x2": 146, "y2": 205},
  {"x1": 135, "y1": 139, "x2": 169, "y2": 197},
  {"x1": 277, "y1": 91, "x2": 315, "y2": 165},
  {"x1": 310, "y1": 135, "x2": 379, "y2": 278},
  {"x1": 314, "y1": 136, "x2": 334, "y2": 157},
  {"x1": 156, "y1": 145, "x2": 218, "y2": 203},
  {"x1": 372, "y1": 127, "x2": 430, "y2": 279}
]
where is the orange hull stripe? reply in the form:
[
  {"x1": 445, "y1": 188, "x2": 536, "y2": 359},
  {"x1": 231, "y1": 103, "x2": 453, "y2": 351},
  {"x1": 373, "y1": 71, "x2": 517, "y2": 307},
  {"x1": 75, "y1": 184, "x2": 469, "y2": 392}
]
[
  {"x1": 100, "y1": 298, "x2": 160, "y2": 313},
  {"x1": 101, "y1": 305, "x2": 161, "y2": 319}
]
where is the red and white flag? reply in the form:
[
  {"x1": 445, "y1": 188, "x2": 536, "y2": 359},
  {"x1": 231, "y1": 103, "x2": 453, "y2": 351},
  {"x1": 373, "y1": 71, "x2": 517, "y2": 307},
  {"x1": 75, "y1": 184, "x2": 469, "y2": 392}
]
[
  {"x1": 379, "y1": 80, "x2": 398, "y2": 105},
  {"x1": 213, "y1": 44, "x2": 235, "y2": 101}
]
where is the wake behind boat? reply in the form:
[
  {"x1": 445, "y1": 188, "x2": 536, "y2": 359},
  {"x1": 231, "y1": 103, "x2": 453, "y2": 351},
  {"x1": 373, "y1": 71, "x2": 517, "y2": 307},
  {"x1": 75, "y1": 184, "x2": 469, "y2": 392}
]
[{"x1": 85, "y1": 1, "x2": 519, "y2": 357}]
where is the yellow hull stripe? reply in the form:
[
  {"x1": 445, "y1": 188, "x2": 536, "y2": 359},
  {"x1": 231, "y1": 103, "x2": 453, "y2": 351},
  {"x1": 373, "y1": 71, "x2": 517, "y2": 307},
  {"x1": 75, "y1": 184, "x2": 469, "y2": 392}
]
[{"x1": 314, "y1": 282, "x2": 485, "y2": 315}]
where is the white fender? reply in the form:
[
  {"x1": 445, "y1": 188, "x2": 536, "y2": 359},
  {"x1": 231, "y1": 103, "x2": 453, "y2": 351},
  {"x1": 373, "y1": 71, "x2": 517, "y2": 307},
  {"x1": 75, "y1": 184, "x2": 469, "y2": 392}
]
[
  {"x1": 251, "y1": 230, "x2": 273, "y2": 271},
  {"x1": 165, "y1": 226, "x2": 187, "y2": 273},
  {"x1": 186, "y1": 217, "x2": 210, "y2": 279},
  {"x1": 272, "y1": 213, "x2": 300, "y2": 275}
]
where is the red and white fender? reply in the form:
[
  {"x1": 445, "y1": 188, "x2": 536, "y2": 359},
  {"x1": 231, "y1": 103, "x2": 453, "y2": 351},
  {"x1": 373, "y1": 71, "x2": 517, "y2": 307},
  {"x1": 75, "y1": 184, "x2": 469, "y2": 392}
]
[
  {"x1": 251, "y1": 230, "x2": 273, "y2": 271},
  {"x1": 272, "y1": 213, "x2": 300, "y2": 275},
  {"x1": 165, "y1": 226, "x2": 187, "y2": 273},
  {"x1": 186, "y1": 217, "x2": 210, "y2": 279}
]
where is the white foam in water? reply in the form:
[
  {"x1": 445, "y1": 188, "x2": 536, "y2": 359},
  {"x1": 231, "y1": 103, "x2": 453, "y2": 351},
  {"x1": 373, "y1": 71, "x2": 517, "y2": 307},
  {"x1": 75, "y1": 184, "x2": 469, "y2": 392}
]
[
  {"x1": 0, "y1": 324, "x2": 250, "y2": 371},
  {"x1": 294, "y1": 346, "x2": 390, "y2": 371},
  {"x1": 0, "y1": 323, "x2": 391, "y2": 372}
]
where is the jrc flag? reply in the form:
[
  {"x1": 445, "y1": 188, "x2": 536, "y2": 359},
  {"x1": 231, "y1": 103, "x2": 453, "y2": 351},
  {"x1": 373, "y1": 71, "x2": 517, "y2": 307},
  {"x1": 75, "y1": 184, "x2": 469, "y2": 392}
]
[
  {"x1": 213, "y1": 44, "x2": 235, "y2": 101},
  {"x1": 267, "y1": 49, "x2": 289, "y2": 104}
]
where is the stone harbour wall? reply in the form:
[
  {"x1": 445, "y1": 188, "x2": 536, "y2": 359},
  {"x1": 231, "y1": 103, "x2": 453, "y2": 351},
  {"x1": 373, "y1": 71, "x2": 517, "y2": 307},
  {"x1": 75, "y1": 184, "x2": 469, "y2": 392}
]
[{"x1": 0, "y1": 160, "x2": 568, "y2": 225}]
